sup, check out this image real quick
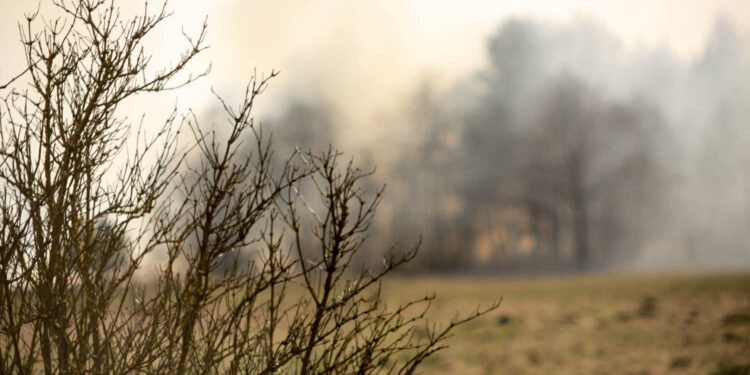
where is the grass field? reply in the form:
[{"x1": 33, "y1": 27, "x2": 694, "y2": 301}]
[{"x1": 381, "y1": 272, "x2": 750, "y2": 375}]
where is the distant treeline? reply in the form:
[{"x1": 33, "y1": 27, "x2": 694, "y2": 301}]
[{"x1": 267, "y1": 17, "x2": 750, "y2": 273}]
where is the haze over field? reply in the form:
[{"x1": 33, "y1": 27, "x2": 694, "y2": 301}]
[{"x1": 2, "y1": 0, "x2": 750, "y2": 273}]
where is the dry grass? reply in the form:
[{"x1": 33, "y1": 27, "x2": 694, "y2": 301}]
[{"x1": 381, "y1": 272, "x2": 750, "y2": 375}]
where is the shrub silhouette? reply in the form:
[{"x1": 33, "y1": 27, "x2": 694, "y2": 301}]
[{"x1": 0, "y1": 1, "x2": 497, "y2": 374}]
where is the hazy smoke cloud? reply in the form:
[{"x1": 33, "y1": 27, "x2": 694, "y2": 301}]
[
  {"x1": 346, "y1": 16, "x2": 750, "y2": 272},
  {"x1": 4, "y1": 1, "x2": 749, "y2": 273}
]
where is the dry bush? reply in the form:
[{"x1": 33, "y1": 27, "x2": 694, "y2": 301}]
[{"x1": 0, "y1": 1, "x2": 497, "y2": 374}]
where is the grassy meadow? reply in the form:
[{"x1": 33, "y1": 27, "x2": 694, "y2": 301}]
[{"x1": 381, "y1": 272, "x2": 750, "y2": 375}]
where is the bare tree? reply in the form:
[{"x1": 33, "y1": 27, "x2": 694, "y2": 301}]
[
  {"x1": 0, "y1": 1, "x2": 497, "y2": 374},
  {"x1": 528, "y1": 76, "x2": 666, "y2": 270},
  {"x1": 531, "y1": 77, "x2": 596, "y2": 270}
]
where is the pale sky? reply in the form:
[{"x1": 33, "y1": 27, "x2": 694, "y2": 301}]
[{"x1": 1, "y1": 0, "x2": 749, "y2": 130}]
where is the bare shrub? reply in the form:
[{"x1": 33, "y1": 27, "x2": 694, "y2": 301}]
[{"x1": 0, "y1": 1, "x2": 497, "y2": 374}]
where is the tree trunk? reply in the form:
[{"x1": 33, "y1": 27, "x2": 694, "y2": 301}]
[{"x1": 569, "y1": 154, "x2": 589, "y2": 271}]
